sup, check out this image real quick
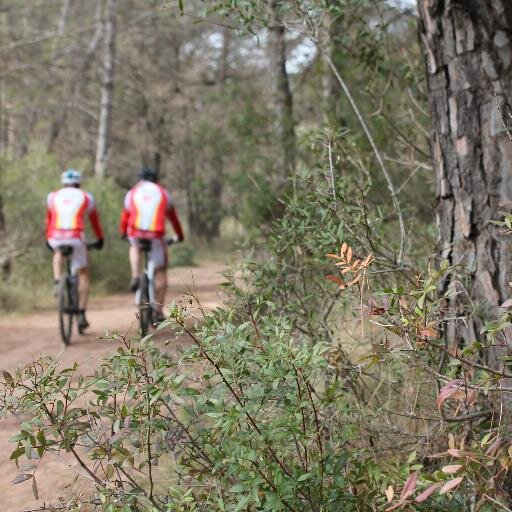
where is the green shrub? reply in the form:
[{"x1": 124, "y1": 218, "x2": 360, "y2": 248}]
[
  {"x1": 0, "y1": 301, "x2": 399, "y2": 511},
  {"x1": 169, "y1": 243, "x2": 196, "y2": 268}
]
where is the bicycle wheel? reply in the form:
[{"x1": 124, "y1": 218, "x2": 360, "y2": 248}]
[
  {"x1": 58, "y1": 276, "x2": 73, "y2": 346},
  {"x1": 139, "y1": 273, "x2": 152, "y2": 336}
]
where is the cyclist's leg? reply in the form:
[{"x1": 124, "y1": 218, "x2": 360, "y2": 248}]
[
  {"x1": 71, "y1": 241, "x2": 90, "y2": 314},
  {"x1": 154, "y1": 268, "x2": 167, "y2": 314},
  {"x1": 77, "y1": 268, "x2": 90, "y2": 310},
  {"x1": 52, "y1": 250, "x2": 63, "y2": 281},
  {"x1": 128, "y1": 238, "x2": 142, "y2": 290},
  {"x1": 129, "y1": 240, "x2": 142, "y2": 278},
  {"x1": 151, "y1": 238, "x2": 168, "y2": 316}
]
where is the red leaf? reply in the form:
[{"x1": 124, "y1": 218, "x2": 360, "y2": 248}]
[
  {"x1": 415, "y1": 482, "x2": 442, "y2": 503},
  {"x1": 400, "y1": 472, "x2": 418, "y2": 501},
  {"x1": 437, "y1": 379, "x2": 463, "y2": 409},
  {"x1": 439, "y1": 476, "x2": 464, "y2": 495},
  {"x1": 446, "y1": 448, "x2": 463, "y2": 458},
  {"x1": 441, "y1": 464, "x2": 463, "y2": 475},
  {"x1": 415, "y1": 483, "x2": 442, "y2": 503},
  {"x1": 385, "y1": 501, "x2": 406, "y2": 512},
  {"x1": 326, "y1": 275, "x2": 344, "y2": 285},
  {"x1": 418, "y1": 326, "x2": 438, "y2": 339}
]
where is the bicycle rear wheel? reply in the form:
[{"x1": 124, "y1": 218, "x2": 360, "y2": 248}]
[
  {"x1": 58, "y1": 277, "x2": 73, "y2": 346},
  {"x1": 139, "y1": 273, "x2": 152, "y2": 336}
]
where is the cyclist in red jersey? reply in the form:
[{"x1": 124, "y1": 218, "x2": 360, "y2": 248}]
[
  {"x1": 46, "y1": 170, "x2": 104, "y2": 331},
  {"x1": 119, "y1": 168, "x2": 184, "y2": 322}
]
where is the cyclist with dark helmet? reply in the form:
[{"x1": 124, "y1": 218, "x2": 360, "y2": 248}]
[
  {"x1": 119, "y1": 168, "x2": 184, "y2": 322},
  {"x1": 46, "y1": 170, "x2": 104, "y2": 331}
]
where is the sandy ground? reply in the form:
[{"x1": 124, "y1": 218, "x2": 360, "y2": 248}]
[{"x1": 0, "y1": 262, "x2": 226, "y2": 512}]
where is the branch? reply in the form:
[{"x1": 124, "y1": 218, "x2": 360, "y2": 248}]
[{"x1": 322, "y1": 52, "x2": 407, "y2": 265}]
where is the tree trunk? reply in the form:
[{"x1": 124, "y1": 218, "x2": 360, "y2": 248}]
[
  {"x1": 418, "y1": 0, "x2": 512, "y2": 349},
  {"x1": 0, "y1": 167, "x2": 9, "y2": 278},
  {"x1": 94, "y1": 0, "x2": 116, "y2": 179},
  {"x1": 268, "y1": 0, "x2": 296, "y2": 180},
  {"x1": 56, "y1": 0, "x2": 71, "y2": 36},
  {"x1": 47, "y1": 0, "x2": 102, "y2": 152},
  {"x1": 322, "y1": 1, "x2": 344, "y2": 127}
]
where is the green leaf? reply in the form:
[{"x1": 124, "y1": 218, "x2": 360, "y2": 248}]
[
  {"x1": 10, "y1": 447, "x2": 25, "y2": 461},
  {"x1": 105, "y1": 464, "x2": 115, "y2": 480}
]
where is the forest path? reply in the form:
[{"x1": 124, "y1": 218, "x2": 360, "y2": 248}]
[{"x1": 0, "y1": 262, "x2": 226, "y2": 512}]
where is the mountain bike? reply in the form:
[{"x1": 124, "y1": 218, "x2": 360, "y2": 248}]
[
  {"x1": 136, "y1": 238, "x2": 178, "y2": 336},
  {"x1": 57, "y1": 242, "x2": 99, "y2": 346}
]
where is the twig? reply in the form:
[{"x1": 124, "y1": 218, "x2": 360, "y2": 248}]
[
  {"x1": 322, "y1": 52, "x2": 407, "y2": 265},
  {"x1": 327, "y1": 136, "x2": 336, "y2": 200}
]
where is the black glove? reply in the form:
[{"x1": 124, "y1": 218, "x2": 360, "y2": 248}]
[
  {"x1": 121, "y1": 233, "x2": 128, "y2": 241},
  {"x1": 46, "y1": 241, "x2": 54, "y2": 252},
  {"x1": 94, "y1": 238, "x2": 104, "y2": 250}
]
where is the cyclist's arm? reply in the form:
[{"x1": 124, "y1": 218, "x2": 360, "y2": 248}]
[
  {"x1": 119, "y1": 209, "x2": 129, "y2": 236},
  {"x1": 45, "y1": 208, "x2": 52, "y2": 240},
  {"x1": 45, "y1": 193, "x2": 53, "y2": 240},
  {"x1": 86, "y1": 193, "x2": 104, "y2": 240},
  {"x1": 167, "y1": 206, "x2": 184, "y2": 240},
  {"x1": 119, "y1": 191, "x2": 131, "y2": 236},
  {"x1": 89, "y1": 209, "x2": 104, "y2": 239}
]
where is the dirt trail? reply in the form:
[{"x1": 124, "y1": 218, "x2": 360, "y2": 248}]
[{"x1": 0, "y1": 262, "x2": 226, "y2": 512}]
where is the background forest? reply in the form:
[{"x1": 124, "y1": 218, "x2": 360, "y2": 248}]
[
  {"x1": 3, "y1": 0, "x2": 512, "y2": 511},
  {"x1": 0, "y1": 0, "x2": 427, "y2": 309}
]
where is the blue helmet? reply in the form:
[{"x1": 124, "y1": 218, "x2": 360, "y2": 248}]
[{"x1": 61, "y1": 169, "x2": 82, "y2": 185}]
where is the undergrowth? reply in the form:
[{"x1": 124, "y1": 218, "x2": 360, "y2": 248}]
[{"x1": 2, "y1": 171, "x2": 512, "y2": 511}]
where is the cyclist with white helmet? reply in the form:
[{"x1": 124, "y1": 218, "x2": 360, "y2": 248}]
[{"x1": 46, "y1": 170, "x2": 104, "y2": 331}]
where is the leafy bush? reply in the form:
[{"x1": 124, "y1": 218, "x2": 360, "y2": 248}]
[
  {"x1": 169, "y1": 243, "x2": 196, "y2": 268},
  {"x1": 0, "y1": 169, "x2": 407, "y2": 511},
  {"x1": 1, "y1": 299, "x2": 399, "y2": 511},
  {"x1": 4, "y1": 168, "x2": 512, "y2": 511}
]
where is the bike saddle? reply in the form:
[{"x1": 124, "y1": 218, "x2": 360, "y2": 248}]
[
  {"x1": 138, "y1": 239, "x2": 152, "y2": 252},
  {"x1": 59, "y1": 245, "x2": 74, "y2": 257}
]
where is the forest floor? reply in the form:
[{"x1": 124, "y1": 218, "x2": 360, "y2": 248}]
[{"x1": 0, "y1": 262, "x2": 226, "y2": 512}]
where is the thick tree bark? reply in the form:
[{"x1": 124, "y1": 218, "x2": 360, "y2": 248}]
[
  {"x1": 94, "y1": 0, "x2": 116, "y2": 178},
  {"x1": 268, "y1": 0, "x2": 296, "y2": 180},
  {"x1": 418, "y1": 0, "x2": 512, "y2": 348}
]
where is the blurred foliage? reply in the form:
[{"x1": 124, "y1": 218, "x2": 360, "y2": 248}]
[
  {"x1": 0, "y1": 148, "x2": 130, "y2": 310},
  {"x1": 169, "y1": 243, "x2": 196, "y2": 267}
]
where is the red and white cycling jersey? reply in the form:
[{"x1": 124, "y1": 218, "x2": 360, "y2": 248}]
[
  {"x1": 120, "y1": 181, "x2": 183, "y2": 240},
  {"x1": 46, "y1": 187, "x2": 104, "y2": 240}
]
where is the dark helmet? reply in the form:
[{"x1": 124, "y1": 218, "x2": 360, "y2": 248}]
[{"x1": 138, "y1": 167, "x2": 159, "y2": 182}]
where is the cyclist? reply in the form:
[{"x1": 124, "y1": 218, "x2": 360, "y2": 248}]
[
  {"x1": 119, "y1": 167, "x2": 184, "y2": 323},
  {"x1": 46, "y1": 170, "x2": 104, "y2": 331}
]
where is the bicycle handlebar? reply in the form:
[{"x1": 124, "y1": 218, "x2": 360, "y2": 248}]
[{"x1": 166, "y1": 237, "x2": 183, "y2": 246}]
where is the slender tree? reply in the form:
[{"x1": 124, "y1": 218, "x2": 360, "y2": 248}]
[
  {"x1": 268, "y1": 0, "x2": 296, "y2": 179},
  {"x1": 418, "y1": 0, "x2": 512, "y2": 349},
  {"x1": 94, "y1": 0, "x2": 116, "y2": 178}
]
